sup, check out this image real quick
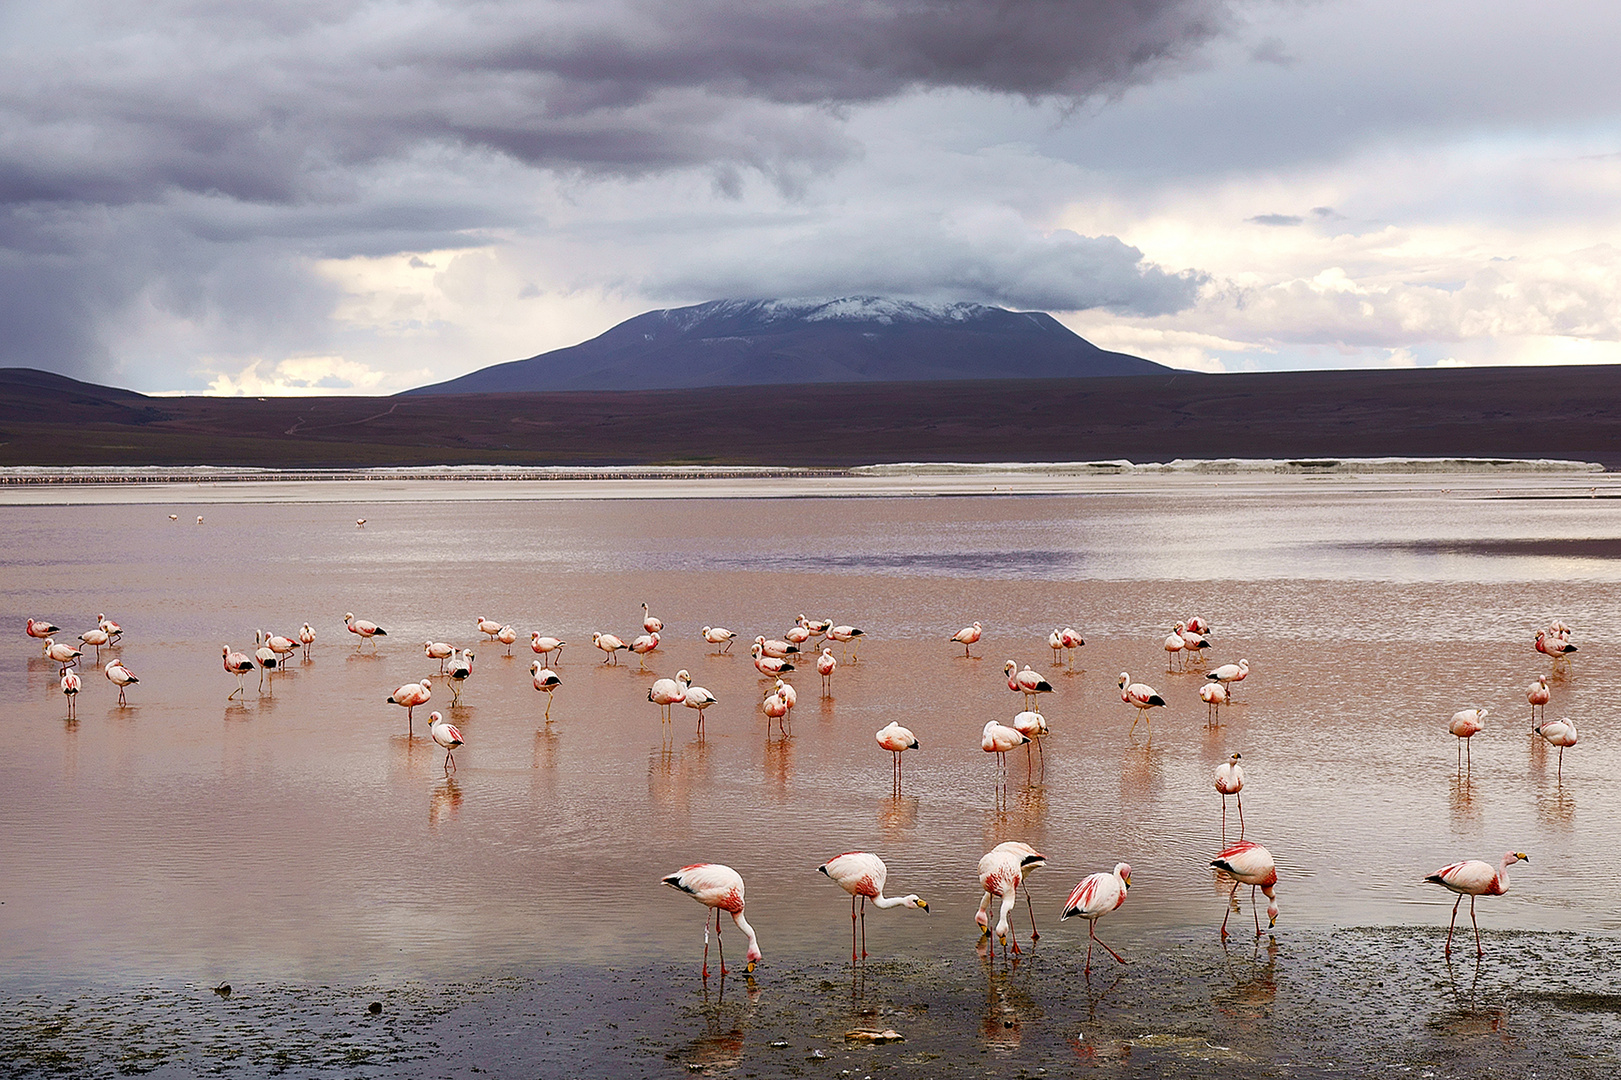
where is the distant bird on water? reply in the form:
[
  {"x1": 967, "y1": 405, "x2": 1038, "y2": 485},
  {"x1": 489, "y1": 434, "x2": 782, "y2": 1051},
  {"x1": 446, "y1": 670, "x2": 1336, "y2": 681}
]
[
  {"x1": 981, "y1": 720, "x2": 1029, "y2": 780},
  {"x1": 104, "y1": 658, "x2": 138, "y2": 706},
  {"x1": 1533, "y1": 716, "x2": 1577, "y2": 780},
  {"x1": 447, "y1": 649, "x2": 474, "y2": 703},
  {"x1": 388, "y1": 677, "x2": 432, "y2": 733},
  {"x1": 1535, "y1": 630, "x2": 1576, "y2": 667},
  {"x1": 345, "y1": 612, "x2": 387, "y2": 646},
  {"x1": 975, "y1": 844, "x2": 1041, "y2": 956},
  {"x1": 991, "y1": 840, "x2": 1048, "y2": 942},
  {"x1": 1060, "y1": 862, "x2": 1132, "y2": 974},
  {"x1": 1199, "y1": 680, "x2": 1228, "y2": 726},
  {"x1": 1059, "y1": 627, "x2": 1084, "y2": 670},
  {"x1": 592, "y1": 632, "x2": 627, "y2": 665},
  {"x1": 1011, "y1": 710, "x2": 1047, "y2": 779},
  {"x1": 702, "y1": 626, "x2": 738, "y2": 653},
  {"x1": 1214, "y1": 752, "x2": 1245, "y2": 843},
  {"x1": 631, "y1": 632, "x2": 660, "y2": 669},
  {"x1": 26, "y1": 618, "x2": 61, "y2": 645},
  {"x1": 77, "y1": 627, "x2": 111, "y2": 658},
  {"x1": 1425, "y1": 851, "x2": 1529, "y2": 956},
  {"x1": 424, "y1": 640, "x2": 454, "y2": 672},
  {"x1": 429, "y1": 711, "x2": 464, "y2": 773},
  {"x1": 1211, "y1": 840, "x2": 1278, "y2": 939},
  {"x1": 679, "y1": 671, "x2": 716, "y2": 735},
  {"x1": 477, "y1": 616, "x2": 503, "y2": 642},
  {"x1": 817, "y1": 851, "x2": 928, "y2": 963},
  {"x1": 828, "y1": 624, "x2": 864, "y2": 661},
  {"x1": 817, "y1": 647, "x2": 837, "y2": 693},
  {"x1": 530, "y1": 661, "x2": 561, "y2": 719},
  {"x1": 61, "y1": 669, "x2": 81, "y2": 719},
  {"x1": 1205, "y1": 658, "x2": 1249, "y2": 698},
  {"x1": 649, "y1": 674, "x2": 686, "y2": 721},
  {"x1": 1448, "y1": 708, "x2": 1487, "y2": 773},
  {"x1": 661, "y1": 863, "x2": 762, "y2": 980},
  {"x1": 751, "y1": 643, "x2": 793, "y2": 677},
  {"x1": 222, "y1": 645, "x2": 254, "y2": 700},
  {"x1": 1164, "y1": 628, "x2": 1186, "y2": 671},
  {"x1": 641, "y1": 603, "x2": 663, "y2": 635},
  {"x1": 298, "y1": 622, "x2": 316, "y2": 659},
  {"x1": 876, "y1": 721, "x2": 918, "y2": 792},
  {"x1": 950, "y1": 622, "x2": 983, "y2": 657},
  {"x1": 1005, "y1": 660, "x2": 1052, "y2": 709},
  {"x1": 1119, "y1": 673, "x2": 1166, "y2": 738},
  {"x1": 496, "y1": 625, "x2": 518, "y2": 654},
  {"x1": 44, "y1": 638, "x2": 83, "y2": 671},
  {"x1": 1527, "y1": 676, "x2": 1550, "y2": 722},
  {"x1": 530, "y1": 632, "x2": 566, "y2": 665}
]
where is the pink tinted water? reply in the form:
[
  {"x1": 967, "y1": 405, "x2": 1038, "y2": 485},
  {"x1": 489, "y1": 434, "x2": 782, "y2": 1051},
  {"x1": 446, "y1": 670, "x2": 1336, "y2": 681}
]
[{"x1": 1, "y1": 476, "x2": 1618, "y2": 983}]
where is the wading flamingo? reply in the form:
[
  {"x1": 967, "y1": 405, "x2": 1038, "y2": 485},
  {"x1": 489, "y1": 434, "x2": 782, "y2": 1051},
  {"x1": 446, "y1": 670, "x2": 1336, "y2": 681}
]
[
  {"x1": 530, "y1": 633, "x2": 565, "y2": 665},
  {"x1": 975, "y1": 845, "x2": 1040, "y2": 956},
  {"x1": 253, "y1": 633, "x2": 279, "y2": 691},
  {"x1": 982, "y1": 720, "x2": 1029, "y2": 781},
  {"x1": 661, "y1": 863, "x2": 762, "y2": 980},
  {"x1": 649, "y1": 674, "x2": 686, "y2": 721},
  {"x1": 592, "y1": 632, "x2": 627, "y2": 665},
  {"x1": 751, "y1": 643, "x2": 794, "y2": 677},
  {"x1": 345, "y1": 613, "x2": 387, "y2": 646},
  {"x1": 1449, "y1": 708, "x2": 1487, "y2": 773},
  {"x1": 1205, "y1": 659, "x2": 1249, "y2": 699},
  {"x1": 876, "y1": 721, "x2": 918, "y2": 792},
  {"x1": 817, "y1": 647, "x2": 837, "y2": 693},
  {"x1": 77, "y1": 627, "x2": 111, "y2": 658},
  {"x1": 61, "y1": 669, "x2": 81, "y2": 719},
  {"x1": 1425, "y1": 851, "x2": 1529, "y2": 956},
  {"x1": 680, "y1": 671, "x2": 716, "y2": 735},
  {"x1": 477, "y1": 616, "x2": 503, "y2": 642},
  {"x1": 798, "y1": 615, "x2": 832, "y2": 637},
  {"x1": 1211, "y1": 840, "x2": 1278, "y2": 939},
  {"x1": 424, "y1": 640, "x2": 454, "y2": 672},
  {"x1": 701, "y1": 626, "x2": 738, "y2": 653},
  {"x1": 755, "y1": 635, "x2": 798, "y2": 659},
  {"x1": 1164, "y1": 629, "x2": 1186, "y2": 671},
  {"x1": 222, "y1": 645, "x2": 254, "y2": 700},
  {"x1": 641, "y1": 603, "x2": 663, "y2": 634},
  {"x1": 496, "y1": 625, "x2": 518, "y2": 654},
  {"x1": 630, "y1": 632, "x2": 660, "y2": 669},
  {"x1": 1005, "y1": 661, "x2": 1053, "y2": 709},
  {"x1": 1119, "y1": 673, "x2": 1166, "y2": 738},
  {"x1": 1059, "y1": 627, "x2": 1085, "y2": 670},
  {"x1": 298, "y1": 623, "x2": 315, "y2": 659},
  {"x1": 1048, "y1": 630, "x2": 1066, "y2": 666},
  {"x1": 1533, "y1": 716, "x2": 1577, "y2": 780},
  {"x1": 1535, "y1": 630, "x2": 1576, "y2": 667},
  {"x1": 829, "y1": 624, "x2": 864, "y2": 661},
  {"x1": 784, "y1": 624, "x2": 812, "y2": 650},
  {"x1": 97, "y1": 614, "x2": 123, "y2": 641},
  {"x1": 447, "y1": 649, "x2": 473, "y2": 703},
  {"x1": 1199, "y1": 681, "x2": 1228, "y2": 726},
  {"x1": 762, "y1": 688, "x2": 789, "y2": 735},
  {"x1": 1215, "y1": 752, "x2": 1245, "y2": 842},
  {"x1": 951, "y1": 622, "x2": 983, "y2": 657},
  {"x1": 429, "y1": 711, "x2": 464, "y2": 773},
  {"x1": 1527, "y1": 676, "x2": 1550, "y2": 722},
  {"x1": 263, "y1": 630, "x2": 299, "y2": 666},
  {"x1": 817, "y1": 851, "x2": 928, "y2": 962},
  {"x1": 1011, "y1": 710, "x2": 1048, "y2": 779},
  {"x1": 1060, "y1": 863, "x2": 1132, "y2": 974},
  {"x1": 44, "y1": 638, "x2": 82, "y2": 672},
  {"x1": 388, "y1": 677, "x2": 432, "y2": 733},
  {"x1": 530, "y1": 661, "x2": 561, "y2": 719},
  {"x1": 992, "y1": 840, "x2": 1048, "y2": 942},
  {"x1": 27, "y1": 618, "x2": 61, "y2": 646},
  {"x1": 104, "y1": 658, "x2": 138, "y2": 706}
]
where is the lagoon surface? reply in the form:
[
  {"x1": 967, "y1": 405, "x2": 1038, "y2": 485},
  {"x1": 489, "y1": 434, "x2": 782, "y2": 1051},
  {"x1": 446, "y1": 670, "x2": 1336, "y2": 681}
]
[{"x1": 2, "y1": 470, "x2": 1619, "y2": 1077}]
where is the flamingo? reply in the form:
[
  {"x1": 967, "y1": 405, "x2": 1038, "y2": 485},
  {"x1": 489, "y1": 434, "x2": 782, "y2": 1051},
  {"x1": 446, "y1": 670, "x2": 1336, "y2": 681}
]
[
  {"x1": 263, "y1": 630, "x2": 299, "y2": 666},
  {"x1": 798, "y1": 615, "x2": 832, "y2": 637},
  {"x1": 387, "y1": 677, "x2": 432, "y2": 733},
  {"x1": 1178, "y1": 623, "x2": 1212, "y2": 666},
  {"x1": 751, "y1": 643, "x2": 794, "y2": 677},
  {"x1": 982, "y1": 720, "x2": 1029, "y2": 780},
  {"x1": 197, "y1": 516, "x2": 204, "y2": 524},
  {"x1": 356, "y1": 518, "x2": 366, "y2": 526},
  {"x1": 496, "y1": 625, "x2": 518, "y2": 654},
  {"x1": 1215, "y1": 752, "x2": 1245, "y2": 842},
  {"x1": 631, "y1": 632, "x2": 660, "y2": 669},
  {"x1": 298, "y1": 622, "x2": 316, "y2": 659},
  {"x1": 784, "y1": 624, "x2": 813, "y2": 650},
  {"x1": 661, "y1": 863, "x2": 762, "y2": 980},
  {"x1": 1527, "y1": 676, "x2": 1550, "y2": 722},
  {"x1": 679, "y1": 671, "x2": 716, "y2": 735},
  {"x1": 104, "y1": 658, "x2": 138, "y2": 706},
  {"x1": 702, "y1": 626, "x2": 738, "y2": 653},
  {"x1": 649, "y1": 674, "x2": 686, "y2": 721},
  {"x1": 96, "y1": 614, "x2": 122, "y2": 641},
  {"x1": 222, "y1": 645, "x2": 254, "y2": 700},
  {"x1": 975, "y1": 845, "x2": 1036, "y2": 956},
  {"x1": 1187, "y1": 615, "x2": 1212, "y2": 636},
  {"x1": 477, "y1": 616, "x2": 504, "y2": 642},
  {"x1": 345, "y1": 612, "x2": 387, "y2": 646},
  {"x1": 447, "y1": 649, "x2": 474, "y2": 703},
  {"x1": 254, "y1": 632, "x2": 279, "y2": 692},
  {"x1": 424, "y1": 640, "x2": 454, "y2": 672},
  {"x1": 530, "y1": 661, "x2": 561, "y2": 719},
  {"x1": 951, "y1": 621, "x2": 983, "y2": 657},
  {"x1": 1060, "y1": 863, "x2": 1132, "y2": 974},
  {"x1": 1199, "y1": 681, "x2": 1228, "y2": 726},
  {"x1": 1533, "y1": 716, "x2": 1578, "y2": 780},
  {"x1": 816, "y1": 647, "x2": 836, "y2": 693},
  {"x1": 1211, "y1": 840, "x2": 1278, "y2": 939},
  {"x1": 1205, "y1": 658, "x2": 1249, "y2": 698},
  {"x1": 592, "y1": 632, "x2": 627, "y2": 665},
  {"x1": 1005, "y1": 661, "x2": 1053, "y2": 709},
  {"x1": 26, "y1": 618, "x2": 61, "y2": 646},
  {"x1": 1164, "y1": 628, "x2": 1186, "y2": 671},
  {"x1": 1448, "y1": 708, "x2": 1487, "y2": 773},
  {"x1": 1059, "y1": 627, "x2": 1084, "y2": 670},
  {"x1": 1425, "y1": 851, "x2": 1529, "y2": 956},
  {"x1": 61, "y1": 669, "x2": 81, "y2": 719},
  {"x1": 530, "y1": 633, "x2": 566, "y2": 664},
  {"x1": 992, "y1": 841, "x2": 1048, "y2": 942},
  {"x1": 828, "y1": 624, "x2": 864, "y2": 661},
  {"x1": 169, "y1": 514, "x2": 179, "y2": 520},
  {"x1": 641, "y1": 603, "x2": 664, "y2": 635},
  {"x1": 44, "y1": 638, "x2": 82, "y2": 671},
  {"x1": 817, "y1": 851, "x2": 928, "y2": 962},
  {"x1": 755, "y1": 635, "x2": 798, "y2": 659},
  {"x1": 1119, "y1": 673, "x2": 1166, "y2": 737},
  {"x1": 429, "y1": 711, "x2": 464, "y2": 773},
  {"x1": 876, "y1": 721, "x2": 918, "y2": 792},
  {"x1": 1047, "y1": 629, "x2": 1066, "y2": 666},
  {"x1": 762, "y1": 688, "x2": 789, "y2": 735},
  {"x1": 78, "y1": 626, "x2": 112, "y2": 658},
  {"x1": 1534, "y1": 630, "x2": 1576, "y2": 666},
  {"x1": 1011, "y1": 710, "x2": 1047, "y2": 779}
]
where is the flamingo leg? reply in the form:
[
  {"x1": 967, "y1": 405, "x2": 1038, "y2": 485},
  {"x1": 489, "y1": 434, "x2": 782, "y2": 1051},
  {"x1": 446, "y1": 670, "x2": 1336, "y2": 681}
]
[
  {"x1": 1037, "y1": 736, "x2": 1045, "y2": 781},
  {"x1": 1024, "y1": 890, "x2": 1040, "y2": 941},
  {"x1": 702, "y1": 912, "x2": 711, "y2": 981},
  {"x1": 850, "y1": 895, "x2": 859, "y2": 964},
  {"x1": 1237, "y1": 793, "x2": 1245, "y2": 839},
  {"x1": 1251, "y1": 884, "x2": 1261, "y2": 937},
  {"x1": 1558, "y1": 745, "x2": 1564, "y2": 782},
  {"x1": 1091, "y1": 921, "x2": 1126, "y2": 965},
  {"x1": 1221, "y1": 797, "x2": 1227, "y2": 846},
  {"x1": 1084, "y1": 935, "x2": 1094, "y2": 975},
  {"x1": 1445, "y1": 894, "x2": 1461, "y2": 954},
  {"x1": 861, "y1": 896, "x2": 869, "y2": 960},
  {"x1": 716, "y1": 908, "x2": 728, "y2": 976},
  {"x1": 1221, "y1": 881, "x2": 1239, "y2": 938}
]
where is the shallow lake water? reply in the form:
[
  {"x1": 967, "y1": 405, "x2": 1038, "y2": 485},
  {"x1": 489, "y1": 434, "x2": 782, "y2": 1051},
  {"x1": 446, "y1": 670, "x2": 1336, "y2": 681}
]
[{"x1": 2, "y1": 470, "x2": 1619, "y2": 1076}]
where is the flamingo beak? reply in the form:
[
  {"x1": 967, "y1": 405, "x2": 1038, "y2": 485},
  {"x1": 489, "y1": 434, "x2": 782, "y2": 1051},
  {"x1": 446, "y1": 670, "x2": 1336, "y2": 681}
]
[
  {"x1": 918, "y1": 900, "x2": 930, "y2": 914},
  {"x1": 1269, "y1": 913, "x2": 1278, "y2": 928},
  {"x1": 745, "y1": 960, "x2": 756, "y2": 973}
]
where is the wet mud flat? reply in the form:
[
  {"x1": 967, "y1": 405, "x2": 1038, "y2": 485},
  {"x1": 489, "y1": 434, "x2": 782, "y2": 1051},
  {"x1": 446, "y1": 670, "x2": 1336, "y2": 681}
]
[{"x1": 3, "y1": 928, "x2": 1617, "y2": 1079}]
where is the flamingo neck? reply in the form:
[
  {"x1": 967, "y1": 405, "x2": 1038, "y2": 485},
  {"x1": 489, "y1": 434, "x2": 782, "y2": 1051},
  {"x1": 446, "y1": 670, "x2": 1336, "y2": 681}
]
[
  {"x1": 1497, "y1": 855, "x2": 1517, "y2": 891},
  {"x1": 995, "y1": 887, "x2": 1018, "y2": 939},
  {"x1": 871, "y1": 893, "x2": 912, "y2": 910},
  {"x1": 731, "y1": 909, "x2": 762, "y2": 962}
]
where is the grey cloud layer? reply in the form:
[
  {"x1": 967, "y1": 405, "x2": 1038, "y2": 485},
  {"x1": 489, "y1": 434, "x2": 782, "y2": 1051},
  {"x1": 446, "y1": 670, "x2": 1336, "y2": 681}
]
[{"x1": 0, "y1": 0, "x2": 1230, "y2": 383}]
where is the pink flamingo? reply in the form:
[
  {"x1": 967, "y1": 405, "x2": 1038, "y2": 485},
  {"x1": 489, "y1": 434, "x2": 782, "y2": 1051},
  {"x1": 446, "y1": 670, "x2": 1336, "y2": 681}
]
[
  {"x1": 61, "y1": 669, "x2": 81, "y2": 719},
  {"x1": 1199, "y1": 681, "x2": 1228, "y2": 726},
  {"x1": 982, "y1": 720, "x2": 1029, "y2": 781},
  {"x1": 784, "y1": 624, "x2": 813, "y2": 651},
  {"x1": 104, "y1": 658, "x2": 138, "y2": 706},
  {"x1": 44, "y1": 638, "x2": 82, "y2": 672},
  {"x1": 222, "y1": 645, "x2": 254, "y2": 700},
  {"x1": 496, "y1": 625, "x2": 518, "y2": 654},
  {"x1": 77, "y1": 626, "x2": 112, "y2": 659},
  {"x1": 1425, "y1": 851, "x2": 1529, "y2": 955},
  {"x1": 975, "y1": 845, "x2": 1039, "y2": 956},
  {"x1": 828, "y1": 624, "x2": 864, "y2": 661},
  {"x1": 1164, "y1": 628, "x2": 1186, "y2": 671},
  {"x1": 818, "y1": 851, "x2": 928, "y2": 962},
  {"x1": 97, "y1": 614, "x2": 124, "y2": 639},
  {"x1": 679, "y1": 671, "x2": 716, "y2": 735},
  {"x1": 1533, "y1": 716, "x2": 1577, "y2": 780},
  {"x1": 345, "y1": 612, "x2": 387, "y2": 646},
  {"x1": 649, "y1": 674, "x2": 686, "y2": 721},
  {"x1": 1011, "y1": 710, "x2": 1047, "y2": 779},
  {"x1": 798, "y1": 615, "x2": 832, "y2": 638},
  {"x1": 429, "y1": 711, "x2": 464, "y2": 773},
  {"x1": 1047, "y1": 629, "x2": 1066, "y2": 666},
  {"x1": 1005, "y1": 660, "x2": 1053, "y2": 709},
  {"x1": 1527, "y1": 676, "x2": 1550, "y2": 722},
  {"x1": 298, "y1": 623, "x2": 315, "y2": 659},
  {"x1": 661, "y1": 863, "x2": 762, "y2": 980},
  {"x1": 1448, "y1": 708, "x2": 1487, "y2": 773},
  {"x1": 1205, "y1": 658, "x2": 1249, "y2": 698},
  {"x1": 530, "y1": 661, "x2": 561, "y2": 719},
  {"x1": 1534, "y1": 630, "x2": 1576, "y2": 667},
  {"x1": 476, "y1": 616, "x2": 503, "y2": 642},
  {"x1": 447, "y1": 649, "x2": 473, "y2": 703},
  {"x1": 592, "y1": 632, "x2": 627, "y2": 665},
  {"x1": 26, "y1": 618, "x2": 61, "y2": 647},
  {"x1": 816, "y1": 647, "x2": 836, "y2": 694},
  {"x1": 1059, "y1": 627, "x2": 1085, "y2": 670},
  {"x1": 1214, "y1": 752, "x2": 1245, "y2": 842},
  {"x1": 530, "y1": 633, "x2": 566, "y2": 664},
  {"x1": 751, "y1": 643, "x2": 794, "y2": 677},
  {"x1": 992, "y1": 841, "x2": 1048, "y2": 941},
  {"x1": 424, "y1": 640, "x2": 454, "y2": 672},
  {"x1": 762, "y1": 688, "x2": 789, "y2": 735},
  {"x1": 253, "y1": 632, "x2": 279, "y2": 692},
  {"x1": 701, "y1": 626, "x2": 737, "y2": 654},
  {"x1": 1060, "y1": 863, "x2": 1132, "y2": 974},
  {"x1": 631, "y1": 632, "x2": 660, "y2": 670},
  {"x1": 1119, "y1": 673, "x2": 1166, "y2": 737},
  {"x1": 263, "y1": 630, "x2": 299, "y2": 666},
  {"x1": 951, "y1": 621, "x2": 983, "y2": 657},
  {"x1": 876, "y1": 722, "x2": 918, "y2": 791},
  {"x1": 641, "y1": 603, "x2": 663, "y2": 634},
  {"x1": 387, "y1": 676, "x2": 432, "y2": 733},
  {"x1": 1211, "y1": 840, "x2": 1278, "y2": 939},
  {"x1": 755, "y1": 635, "x2": 798, "y2": 659},
  {"x1": 1178, "y1": 622, "x2": 1212, "y2": 666}
]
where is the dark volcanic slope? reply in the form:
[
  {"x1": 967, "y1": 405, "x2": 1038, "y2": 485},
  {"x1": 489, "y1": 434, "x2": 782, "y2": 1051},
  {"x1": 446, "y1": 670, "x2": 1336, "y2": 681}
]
[
  {"x1": 3, "y1": 364, "x2": 1621, "y2": 469},
  {"x1": 407, "y1": 297, "x2": 1167, "y2": 393}
]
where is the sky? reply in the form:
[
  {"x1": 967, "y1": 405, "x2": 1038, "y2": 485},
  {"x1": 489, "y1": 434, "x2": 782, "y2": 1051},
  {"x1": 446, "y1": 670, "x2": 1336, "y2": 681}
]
[{"x1": 3, "y1": 0, "x2": 1620, "y2": 394}]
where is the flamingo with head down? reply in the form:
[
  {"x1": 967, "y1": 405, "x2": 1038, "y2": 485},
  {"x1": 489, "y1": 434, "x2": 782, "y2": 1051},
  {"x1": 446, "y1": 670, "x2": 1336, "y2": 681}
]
[
  {"x1": 661, "y1": 863, "x2": 762, "y2": 981},
  {"x1": 817, "y1": 851, "x2": 928, "y2": 963}
]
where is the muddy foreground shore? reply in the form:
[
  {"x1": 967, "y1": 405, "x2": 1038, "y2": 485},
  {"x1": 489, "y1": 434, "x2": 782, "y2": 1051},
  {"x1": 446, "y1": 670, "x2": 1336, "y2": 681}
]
[{"x1": 3, "y1": 927, "x2": 1618, "y2": 1078}]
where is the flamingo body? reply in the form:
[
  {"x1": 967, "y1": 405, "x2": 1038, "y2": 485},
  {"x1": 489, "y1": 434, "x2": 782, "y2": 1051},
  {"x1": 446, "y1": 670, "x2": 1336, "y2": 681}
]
[
  {"x1": 428, "y1": 711, "x2": 464, "y2": 772},
  {"x1": 104, "y1": 658, "x2": 138, "y2": 706},
  {"x1": 1211, "y1": 840, "x2": 1278, "y2": 939},
  {"x1": 1060, "y1": 863, "x2": 1132, "y2": 973},
  {"x1": 661, "y1": 863, "x2": 762, "y2": 978},
  {"x1": 818, "y1": 851, "x2": 928, "y2": 962},
  {"x1": 1425, "y1": 851, "x2": 1528, "y2": 955}
]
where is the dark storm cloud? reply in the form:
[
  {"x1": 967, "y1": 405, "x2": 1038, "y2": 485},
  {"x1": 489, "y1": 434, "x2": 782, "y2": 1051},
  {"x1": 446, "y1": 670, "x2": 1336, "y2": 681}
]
[{"x1": 0, "y1": 0, "x2": 1231, "y2": 381}]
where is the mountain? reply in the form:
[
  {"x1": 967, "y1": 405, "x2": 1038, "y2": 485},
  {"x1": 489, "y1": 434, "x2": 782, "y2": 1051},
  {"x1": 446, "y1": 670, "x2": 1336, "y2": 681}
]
[{"x1": 404, "y1": 297, "x2": 1168, "y2": 393}]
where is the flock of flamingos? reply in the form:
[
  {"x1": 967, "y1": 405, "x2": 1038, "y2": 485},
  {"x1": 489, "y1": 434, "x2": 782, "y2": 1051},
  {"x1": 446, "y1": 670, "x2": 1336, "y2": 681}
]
[{"x1": 23, "y1": 598, "x2": 1584, "y2": 983}]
